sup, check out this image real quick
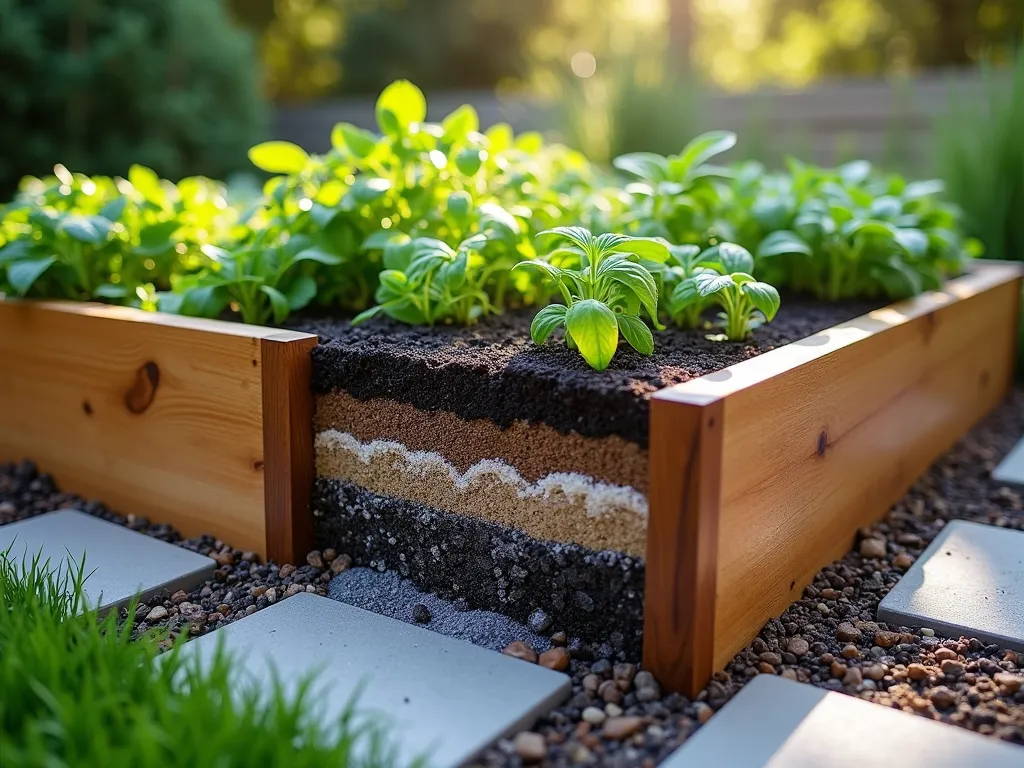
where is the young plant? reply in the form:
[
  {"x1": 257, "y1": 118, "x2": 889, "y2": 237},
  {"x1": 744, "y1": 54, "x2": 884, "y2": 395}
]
[
  {"x1": 662, "y1": 243, "x2": 713, "y2": 329},
  {"x1": 513, "y1": 226, "x2": 668, "y2": 371},
  {"x1": 672, "y1": 242, "x2": 781, "y2": 341},
  {"x1": 166, "y1": 237, "x2": 342, "y2": 325},
  {"x1": 351, "y1": 233, "x2": 497, "y2": 326},
  {"x1": 612, "y1": 131, "x2": 737, "y2": 242}
]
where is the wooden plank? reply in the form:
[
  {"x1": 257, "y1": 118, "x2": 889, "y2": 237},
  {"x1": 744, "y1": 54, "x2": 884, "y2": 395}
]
[
  {"x1": 0, "y1": 300, "x2": 317, "y2": 561},
  {"x1": 261, "y1": 333, "x2": 317, "y2": 563},
  {"x1": 644, "y1": 396, "x2": 723, "y2": 695},
  {"x1": 644, "y1": 262, "x2": 1024, "y2": 694}
]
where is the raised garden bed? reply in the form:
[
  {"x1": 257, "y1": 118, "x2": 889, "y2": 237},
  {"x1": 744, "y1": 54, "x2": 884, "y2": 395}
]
[
  {"x1": 1, "y1": 261, "x2": 1020, "y2": 694},
  {"x1": 0, "y1": 262, "x2": 1019, "y2": 696}
]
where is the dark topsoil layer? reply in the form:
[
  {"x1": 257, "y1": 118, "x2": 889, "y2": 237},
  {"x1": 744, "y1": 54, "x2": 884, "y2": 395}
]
[{"x1": 300, "y1": 299, "x2": 881, "y2": 447}]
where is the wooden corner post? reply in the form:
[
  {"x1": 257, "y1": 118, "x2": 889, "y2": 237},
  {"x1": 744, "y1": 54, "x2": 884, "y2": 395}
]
[
  {"x1": 260, "y1": 332, "x2": 317, "y2": 564},
  {"x1": 643, "y1": 392, "x2": 724, "y2": 696}
]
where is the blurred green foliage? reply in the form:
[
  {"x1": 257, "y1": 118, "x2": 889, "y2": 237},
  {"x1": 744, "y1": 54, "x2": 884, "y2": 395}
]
[
  {"x1": 0, "y1": 0, "x2": 266, "y2": 197},
  {"x1": 936, "y1": 51, "x2": 1024, "y2": 374}
]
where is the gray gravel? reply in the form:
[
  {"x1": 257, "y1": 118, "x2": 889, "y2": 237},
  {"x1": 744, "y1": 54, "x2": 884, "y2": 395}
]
[{"x1": 329, "y1": 566, "x2": 552, "y2": 652}]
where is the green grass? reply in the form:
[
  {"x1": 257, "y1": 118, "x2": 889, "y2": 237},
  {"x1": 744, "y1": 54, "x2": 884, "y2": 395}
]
[{"x1": 0, "y1": 547, "x2": 407, "y2": 768}]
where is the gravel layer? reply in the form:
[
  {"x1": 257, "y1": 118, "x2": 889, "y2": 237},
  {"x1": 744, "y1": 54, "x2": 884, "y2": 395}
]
[
  {"x1": 0, "y1": 461, "x2": 340, "y2": 644},
  {"x1": 329, "y1": 567, "x2": 553, "y2": 652},
  {"x1": 473, "y1": 388, "x2": 1024, "y2": 767},
  {"x1": 303, "y1": 299, "x2": 881, "y2": 448},
  {"x1": 314, "y1": 477, "x2": 645, "y2": 659}
]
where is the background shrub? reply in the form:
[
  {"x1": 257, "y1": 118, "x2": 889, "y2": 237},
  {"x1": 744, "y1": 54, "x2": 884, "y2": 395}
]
[
  {"x1": 0, "y1": 0, "x2": 266, "y2": 198},
  {"x1": 936, "y1": 51, "x2": 1024, "y2": 375}
]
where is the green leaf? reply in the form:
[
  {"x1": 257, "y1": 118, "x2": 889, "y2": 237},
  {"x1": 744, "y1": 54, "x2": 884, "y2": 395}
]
[
  {"x1": 60, "y1": 215, "x2": 112, "y2": 245},
  {"x1": 285, "y1": 276, "x2": 318, "y2": 310},
  {"x1": 376, "y1": 80, "x2": 427, "y2": 137},
  {"x1": 478, "y1": 203, "x2": 520, "y2": 236},
  {"x1": 564, "y1": 299, "x2": 620, "y2": 371},
  {"x1": 841, "y1": 219, "x2": 894, "y2": 239},
  {"x1": 292, "y1": 248, "x2": 343, "y2": 267},
  {"x1": 129, "y1": 165, "x2": 165, "y2": 204},
  {"x1": 742, "y1": 281, "x2": 781, "y2": 322},
  {"x1": 352, "y1": 305, "x2": 386, "y2": 325},
  {"x1": 612, "y1": 153, "x2": 669, "y2": 181},
  {"x1": 0, "y1": 240, "x2": 35, "y2": 265},
  {"x1": 92, "y1": 283, "x2": 129, "y2": 299},
  {"x1": 260, "y1": 285, "x2": 290, "y2": 324},
  {"x1": 667, "y1": 244, "x2": 702, "y2": 269},
  {"x1": 670, "y1": 131, "x2": 737, "y2": 182},
  {"x1": 447, "y1": 191, "x2": 472, "y2": 219},
  {"x1": 537, "y1": 226, "x2": 594, "y2": 253},
  {"x1": 613, "y1": 238, "x2": 672, "y2": 264},
  {"x1": 700, "y1": 242, "x2": 754, "y2": 274},
  {"x1": 616, "y1": 314, "x2": 654, "y2": 355},
  {"x1": 7, "y1": 256, "x2": 56, "y2": 294},
  {"x1": 442, "y1": 104, "x2": 479, "y2": 143},
  {"x1": 349, "y1": 177, "x2": 392, "y2": 204},
  {"x1": 99, "y1": 195, "x2": 127, "y2": 222},
  {"x1": 179, "y1": 285, "x2": 229, "y2": 318},
  {"x1": 670, "y1": 277, "x2": 703, "y2": 312},
  {"x1": 512, "y1": 259, "x2": 568, "y2": 284},
  {"x1": 455, "y1": 148, "x2": 484, "y2": 176},
  {"x1": 137, "y1": 220, "x2": 180, "y2": 255},
  {"x1": 903, "y1": 180, "x2": 944, "y2": 200},
  {"x1": 893, "y1": 228, "x2": 929, "y2": 258},
  {"x1": 330, "y1": 123, "x2": 377, "y2": 158},
  {"x1": 757, "y1": 231, "x2": 812, "y2": 258},
  {"x1": 248, "y1": 141, "x2": 310, "y2": 174},
  {"x1": 530, "y1": 304, "x2": 568, "y2": 345},
  {"x1": 597, "y1": 257, "x2": 659, "y2": 323},
  {"x1": 695, "y1": 273, "x2": 736, "y2": 297}
]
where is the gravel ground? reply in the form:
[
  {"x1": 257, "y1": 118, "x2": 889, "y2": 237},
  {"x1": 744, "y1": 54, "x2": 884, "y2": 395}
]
[
  {"x1": 0, "y1": 463, "x2": 341, "y2": 643},
  {"x1": 472, "y1": 389, "x2": 1024, "y2": 767},
  {"x1": 3, "y1": 387, "x2": 1023, "y2": 767}
]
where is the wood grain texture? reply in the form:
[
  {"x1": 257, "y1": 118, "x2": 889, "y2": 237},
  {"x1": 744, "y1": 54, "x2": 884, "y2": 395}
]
[
  {"x1": 261, "y1": 333, "x2": 317, "y2": 563},
  {"x1": 644, "y1": 261, "x2": 1024, "y2": 695},
  {"x1": 644, "y1": 397, "x2": 723, "y2": 695},
  {"x1": 0, "y1": 300, "x2": 317, "y2": 560}
]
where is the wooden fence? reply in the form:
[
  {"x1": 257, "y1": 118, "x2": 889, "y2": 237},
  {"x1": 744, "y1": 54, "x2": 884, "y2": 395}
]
[{"x1": 272, "y1": 71, "x2": 986, "y2": 172}]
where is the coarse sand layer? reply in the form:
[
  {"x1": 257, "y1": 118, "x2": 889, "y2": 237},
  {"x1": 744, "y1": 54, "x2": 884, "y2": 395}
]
[
  {"x1": 301, "y1": 299, "x2": 884, "y2": 447},
  {"x1": 315, "y1": 390, "x2": 649, "y2": 492},
  {"x1": 315, "y1": 429, "x2": 648, "y2": 556},
  {"x1": 313, "y1": 478, "x2": 646, "y2": 658}
]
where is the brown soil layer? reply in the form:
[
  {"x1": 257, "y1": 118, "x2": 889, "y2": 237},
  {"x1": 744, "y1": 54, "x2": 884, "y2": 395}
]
[
  {"x1": 315, "y1": 430, "x2": 648, "y2": 555},
  {"x1": 315, "y1": 390, "x2": 648, "y2": 492},
  {"x1": 301, "y1": 299, "x2": 883, "y2": 447}
]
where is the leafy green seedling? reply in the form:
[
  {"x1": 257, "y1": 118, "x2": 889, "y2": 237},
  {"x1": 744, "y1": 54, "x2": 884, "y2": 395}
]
[
  {"x1": 673, "y1": 242, "x2": 780, "y2": 341},
  {"x1": 513, "y1": 226, "x2": 668, "y2": 370},
  {"x1": 352, "y1": 232, "x2": 497, "y2": 326},
  {"x1": 168, "y1": 238, "x2": 341, "y2": 325}
]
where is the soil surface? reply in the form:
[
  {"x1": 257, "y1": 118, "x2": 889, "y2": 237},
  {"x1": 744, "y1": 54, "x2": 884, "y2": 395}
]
[{"x1": 300, "y1": 299, "x2": 882, "y2": 447}]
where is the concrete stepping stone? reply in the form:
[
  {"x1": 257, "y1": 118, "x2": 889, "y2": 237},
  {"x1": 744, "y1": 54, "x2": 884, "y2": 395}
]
[
  {"x1": 878, "y1": 520, "x2": 1024, "y2": 652},
  {"x1": 176, "y1": 593, "x2": 570, "y2": 767},
  {"x1": 660, "y1": 674, "x2": 1023, "y2": 767},
  {"x1": 0, "y1": 509, "x2": 215, "y2": 611},
  {"x1": 993, "y1": 436, "x2": 1024, "y2": 484}
]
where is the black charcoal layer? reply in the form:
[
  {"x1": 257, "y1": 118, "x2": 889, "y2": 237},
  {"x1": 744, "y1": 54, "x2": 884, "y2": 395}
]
[{"x1": 313, "y1": 477, "x2": 646, "y2": 659}]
